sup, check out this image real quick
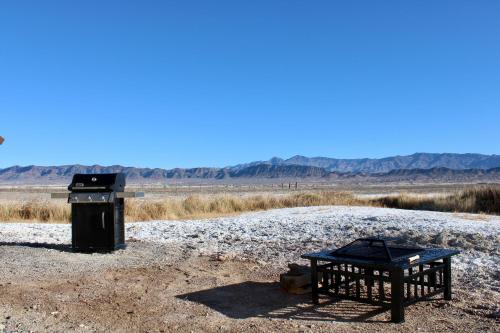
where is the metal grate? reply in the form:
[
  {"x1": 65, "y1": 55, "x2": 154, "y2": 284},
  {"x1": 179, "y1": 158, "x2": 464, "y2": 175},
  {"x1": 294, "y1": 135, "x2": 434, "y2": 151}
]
[{"x1": 331, "y1": 238, "x2": 424, "y2": 262}]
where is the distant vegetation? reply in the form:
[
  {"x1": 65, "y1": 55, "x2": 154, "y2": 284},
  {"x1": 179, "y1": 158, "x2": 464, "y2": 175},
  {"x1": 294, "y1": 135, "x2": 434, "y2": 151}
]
[
  {"x1": 373, "y1": 185, "x2": 500, "y2": 215},
  {"x1": 0, "y1": 185, "x2": 498, "y2": 223}
]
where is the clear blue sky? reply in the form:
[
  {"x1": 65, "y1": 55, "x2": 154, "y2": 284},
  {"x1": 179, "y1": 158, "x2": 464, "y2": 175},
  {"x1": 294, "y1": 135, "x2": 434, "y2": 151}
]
[{"x1": 1, "y1": 1, "x2": 499, "y2": 168}]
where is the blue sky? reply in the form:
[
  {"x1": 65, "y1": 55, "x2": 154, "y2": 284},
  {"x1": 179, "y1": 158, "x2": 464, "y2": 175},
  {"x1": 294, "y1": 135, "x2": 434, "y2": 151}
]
[{"x1": 1, "y1": 1, "x2": 499, "y2": 168}]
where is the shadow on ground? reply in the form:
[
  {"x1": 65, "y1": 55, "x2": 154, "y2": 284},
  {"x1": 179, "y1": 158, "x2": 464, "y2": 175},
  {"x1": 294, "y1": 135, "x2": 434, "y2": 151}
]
[
  {"x1": 0, "y1": 241, "x2": 73, "y2": 252},
  {"x1": 177, "y1": 281, "x2": 389, "y2": 322}
]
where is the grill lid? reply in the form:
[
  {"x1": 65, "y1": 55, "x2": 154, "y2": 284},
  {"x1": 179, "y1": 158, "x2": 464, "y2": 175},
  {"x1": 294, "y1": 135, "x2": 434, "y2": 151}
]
[
  {"x1": 331, "y1": 237, "x2": 424, "y2": 262},
  {"x1": 68, "y1": 173, "x2": 126, "y2": 192}
]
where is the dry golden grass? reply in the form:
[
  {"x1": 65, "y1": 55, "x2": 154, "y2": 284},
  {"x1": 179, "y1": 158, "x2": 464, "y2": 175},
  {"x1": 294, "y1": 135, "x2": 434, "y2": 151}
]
[
  {"x1": 0, "y1": 192, "x2": 364, "y2": 223},
  {"x1": 124, "y1": 191, "x2": 364, "y2": 221},
  {"x1": 0, "y1": 185, "x2": 498, "y2": 223},
  {"x1": 0, "y1": 200, "x2": 70, "y2": 223},
  {"x1": 373, "y1": 185, "x2": 500, "y2": 215}
]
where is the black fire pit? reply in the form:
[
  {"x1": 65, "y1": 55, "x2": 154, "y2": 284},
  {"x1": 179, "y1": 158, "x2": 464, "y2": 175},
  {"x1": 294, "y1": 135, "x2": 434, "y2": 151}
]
[{"x1": 301, "y1": 237, "x2": 459, "y2": 323}]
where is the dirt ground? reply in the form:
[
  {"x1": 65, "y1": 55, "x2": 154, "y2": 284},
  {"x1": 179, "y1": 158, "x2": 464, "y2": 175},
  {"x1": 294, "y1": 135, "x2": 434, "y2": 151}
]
[{"x1": 0, "y1": 241, "x2": 497, "y2": 333}]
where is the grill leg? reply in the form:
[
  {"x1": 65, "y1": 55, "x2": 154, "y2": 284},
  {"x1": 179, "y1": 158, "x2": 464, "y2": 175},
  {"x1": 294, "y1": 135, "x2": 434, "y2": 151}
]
[
  {"x1": 390, "y1": 268, "x2": 405, "y2": 323},
  {"x1": 311, "y1": 259, "x2": 319, "y2": 304},
  {"x1": 443, "y1": 257, "x2": 452, "y2": 300}
]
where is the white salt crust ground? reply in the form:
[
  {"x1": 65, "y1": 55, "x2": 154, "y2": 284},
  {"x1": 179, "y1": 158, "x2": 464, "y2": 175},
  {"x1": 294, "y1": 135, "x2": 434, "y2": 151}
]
[{"x1": 0, "y1": 206, "x2": 499, "y2": 293}]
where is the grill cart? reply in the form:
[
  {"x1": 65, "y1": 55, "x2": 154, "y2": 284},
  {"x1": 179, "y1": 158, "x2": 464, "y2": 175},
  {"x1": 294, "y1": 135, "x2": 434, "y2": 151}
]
[
  {"x1": 302, "y1": 238, "x2": 459, "y2": 323},
  {"x1": 52, "y1": 173, "x2": 143, "y2": 252}
]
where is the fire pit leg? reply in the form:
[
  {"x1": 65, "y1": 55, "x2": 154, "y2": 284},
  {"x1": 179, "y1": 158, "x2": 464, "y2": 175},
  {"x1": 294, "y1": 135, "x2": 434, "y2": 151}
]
[
  {"x1": 390, "y1": 268, "x2": 405, "y2": 323},
  {"x1": 310, "y1": 259, "x2": 319, "y2": 304},
  {"x1": 443, "y1": 257, "x2": 452, "y2": 300}
]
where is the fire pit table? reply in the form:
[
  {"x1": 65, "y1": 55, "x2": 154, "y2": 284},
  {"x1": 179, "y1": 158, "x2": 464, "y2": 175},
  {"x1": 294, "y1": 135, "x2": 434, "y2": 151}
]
[{"x1": 302, "y1": 238, "x2": 459, "y2": 323}]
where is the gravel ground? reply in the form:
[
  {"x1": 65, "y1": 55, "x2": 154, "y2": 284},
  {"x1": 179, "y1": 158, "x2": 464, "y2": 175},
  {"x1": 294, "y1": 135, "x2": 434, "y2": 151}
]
[
  {"x1": 2, "y1": 206, "x2": 498, "y2": 288},
  {"x1": 0, "y1": 206, "x2": 499, "y2": 332}
]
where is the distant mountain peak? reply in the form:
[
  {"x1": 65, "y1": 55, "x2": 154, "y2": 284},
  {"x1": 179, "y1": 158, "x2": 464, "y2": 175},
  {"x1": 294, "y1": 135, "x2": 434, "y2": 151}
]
[{"x1": 268, "y1": 157, "x2": 284, "y2": 164}]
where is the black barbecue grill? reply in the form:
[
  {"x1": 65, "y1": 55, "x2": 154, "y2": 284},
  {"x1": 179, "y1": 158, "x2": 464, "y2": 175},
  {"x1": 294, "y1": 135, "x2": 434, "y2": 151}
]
[
  {"x1": 302, "y1": 237, "x2": 459, "y2": 323},
  {"x1": 52, "y1": 173, "x2": 143, "y2": 252}
]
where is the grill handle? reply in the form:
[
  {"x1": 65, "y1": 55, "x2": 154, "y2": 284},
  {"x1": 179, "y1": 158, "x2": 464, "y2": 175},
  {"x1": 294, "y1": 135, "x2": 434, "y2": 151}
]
[{"x1": 102, "y1": 212, "x2": 105, "y2": 229}]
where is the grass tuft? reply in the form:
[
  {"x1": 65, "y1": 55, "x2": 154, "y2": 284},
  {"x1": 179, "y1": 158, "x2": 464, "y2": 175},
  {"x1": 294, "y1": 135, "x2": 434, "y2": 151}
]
[{"x1": 0, "y1": 200, "x2": 71, "y2": 223}]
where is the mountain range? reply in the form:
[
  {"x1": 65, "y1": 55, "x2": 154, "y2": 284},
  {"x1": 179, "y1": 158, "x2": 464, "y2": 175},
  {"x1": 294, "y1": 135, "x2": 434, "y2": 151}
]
[
  {"x1": 233, "y1": 153, "x2": 500, "y2": 173},
  {"x1": 0, "y1": 153, "x2": 499, "y2": 184}
]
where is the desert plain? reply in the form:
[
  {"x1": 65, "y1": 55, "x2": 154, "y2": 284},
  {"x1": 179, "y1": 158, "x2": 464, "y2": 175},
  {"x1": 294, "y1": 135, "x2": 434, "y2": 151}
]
[{"x1": 0, "y1": 184, "x2": 498, "y2": 332}]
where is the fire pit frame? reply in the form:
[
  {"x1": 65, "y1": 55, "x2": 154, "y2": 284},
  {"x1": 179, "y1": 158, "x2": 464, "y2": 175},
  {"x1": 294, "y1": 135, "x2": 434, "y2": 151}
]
[{"x1": 302, "y1": 247, "x2": 459, "y2": 323}]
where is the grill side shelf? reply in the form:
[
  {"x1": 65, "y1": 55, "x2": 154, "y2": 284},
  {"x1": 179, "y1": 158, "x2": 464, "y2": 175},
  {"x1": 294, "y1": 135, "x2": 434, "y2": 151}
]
[
  {"x1": 51, "y1": 192, "x2": 145, "y2": 199},
  {"x1": 51, "y1": 192, "x2": 70, "y2": 199},
  {"x1": 115, "y1": 192, "x2": 144, "y2": 198}
]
